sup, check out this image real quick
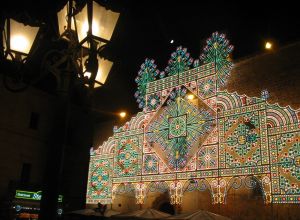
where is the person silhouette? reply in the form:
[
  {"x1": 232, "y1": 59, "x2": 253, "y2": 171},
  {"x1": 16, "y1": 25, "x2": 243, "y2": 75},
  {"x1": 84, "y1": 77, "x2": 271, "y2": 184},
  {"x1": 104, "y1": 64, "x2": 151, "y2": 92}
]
[{"x1": 95, "y1": 202, "x2": 107, "y2": 215}]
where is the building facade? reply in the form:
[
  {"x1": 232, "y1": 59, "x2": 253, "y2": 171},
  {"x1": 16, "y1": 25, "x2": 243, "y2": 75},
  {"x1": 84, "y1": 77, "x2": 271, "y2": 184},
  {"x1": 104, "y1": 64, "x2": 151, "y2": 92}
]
[
  {"x1": 0, "y1": 81, "x2": 57, "y2": 218},
  {"x1": 0, "y1": 78, "x2": 93, "y2": 219}
]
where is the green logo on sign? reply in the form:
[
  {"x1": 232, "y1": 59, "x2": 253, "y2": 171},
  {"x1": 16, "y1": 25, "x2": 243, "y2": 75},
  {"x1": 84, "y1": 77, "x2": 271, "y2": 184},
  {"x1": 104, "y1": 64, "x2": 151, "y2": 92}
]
[{"x1": 15, "y1": 190, "x2": 63, "y2": 202}]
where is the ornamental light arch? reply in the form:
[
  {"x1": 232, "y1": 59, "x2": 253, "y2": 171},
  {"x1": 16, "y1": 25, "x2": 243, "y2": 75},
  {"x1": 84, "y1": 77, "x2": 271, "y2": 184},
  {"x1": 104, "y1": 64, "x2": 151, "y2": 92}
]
[{"x1": 87, "y1": 32, "x2": 300, "y2": 205}]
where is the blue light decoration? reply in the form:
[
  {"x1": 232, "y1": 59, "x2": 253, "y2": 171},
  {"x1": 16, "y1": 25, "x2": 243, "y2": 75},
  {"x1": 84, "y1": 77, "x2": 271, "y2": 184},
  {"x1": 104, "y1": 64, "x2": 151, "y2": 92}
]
[
  {"x1": 261, "y1": 89, "x2": 270, "y2": 100},
  {"x1": 15, "y1": 205, "x2": 22, "y2": 212}
]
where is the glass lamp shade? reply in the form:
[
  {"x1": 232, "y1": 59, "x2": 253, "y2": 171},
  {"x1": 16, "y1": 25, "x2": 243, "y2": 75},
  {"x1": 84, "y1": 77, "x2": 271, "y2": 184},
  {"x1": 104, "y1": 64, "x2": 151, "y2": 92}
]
[
  {"x1": 57, "y1": 1, "x2": 76, "y2": 39},
  {"x1": 82, "y1": 55, "x2": 113, "y2": 88},
  {"x1": 2, "y1": 19, "x2": 39, "y2": 59},
  {"x1": 75, "y1": 1, "x2": 119, "y2": 45}
]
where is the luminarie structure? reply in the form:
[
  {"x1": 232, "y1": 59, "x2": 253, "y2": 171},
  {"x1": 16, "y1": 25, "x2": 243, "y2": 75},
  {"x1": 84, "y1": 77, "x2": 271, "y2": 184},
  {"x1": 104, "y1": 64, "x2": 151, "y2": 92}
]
[{"x1": 87, "y1": 32, "x2": 300, "y2": 205}]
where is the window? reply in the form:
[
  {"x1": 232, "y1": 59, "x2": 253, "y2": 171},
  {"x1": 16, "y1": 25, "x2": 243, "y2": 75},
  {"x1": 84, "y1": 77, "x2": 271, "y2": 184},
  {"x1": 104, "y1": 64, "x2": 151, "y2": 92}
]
[
  {"x1": 29, "y1": 112, "x2": 40, "y2": 130},
  {"x1": 20, "y1": 163, "x2": 31, "y2": 184}
]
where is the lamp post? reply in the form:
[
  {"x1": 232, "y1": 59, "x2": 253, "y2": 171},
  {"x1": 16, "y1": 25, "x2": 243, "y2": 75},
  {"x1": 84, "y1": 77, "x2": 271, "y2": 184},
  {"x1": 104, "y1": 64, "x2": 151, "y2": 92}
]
[{"x1": 1, "y1": 1, "x2": 119, "y2": 219}]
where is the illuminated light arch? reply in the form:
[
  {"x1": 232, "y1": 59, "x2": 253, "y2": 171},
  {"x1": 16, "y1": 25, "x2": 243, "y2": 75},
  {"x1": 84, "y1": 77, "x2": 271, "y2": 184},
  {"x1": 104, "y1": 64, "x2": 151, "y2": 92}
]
[
  {"x1": 266, "y1": 118, "x2": 278, "y2": 128},
  {"x1": 267, "y1": 104, "x2": 297, "y2": 126},
  {"x1": 216, "y1": 101, "x2": 226, "y2": 112},
  {"x1": 96, "y1": 137, "x2": 117, "y2": 155},
  {"x1": 217, "y1": 90, "x2": 264, "y2": 111},
  {"x1": 285, "y1": 105, "x2": 299, "y2": 124},
  {"x1": 147, "y1": 181, "x2": 169, "y2": 193},
  {"x1": 112, "y1": 182, "x2": 136, "y2": 200},
  {"x1": 266, "y1": 112, "x2": 284, "y2": 127},
  {"x1": 231, "y1": 92, "x2": 243, "y2": 107},
  {"x1": 137, "y1": 181, "x2": 170, "y2": 204},
  {"x1": 183, "y1": 178, "x2": 212, "y2": 194},
  {"x1": 129, "y1": 112, "x2": 147, "y2": 130},
  {"x1": 216, "y1": 92, "x2": 235, "y2": 110},
  {"x1": 114, "y1": 113, "x2": 148, "y2": 133},
  {"x1": 224, "y1": 175, "x2": 268, "y2": 204}
]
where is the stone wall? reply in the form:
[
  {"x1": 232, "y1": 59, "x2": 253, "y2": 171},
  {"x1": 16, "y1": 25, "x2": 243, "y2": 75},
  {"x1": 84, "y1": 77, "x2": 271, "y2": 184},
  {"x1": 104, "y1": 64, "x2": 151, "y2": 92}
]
[{"x1": 228, "y1": 42, "x2": 300, "y2": 109}]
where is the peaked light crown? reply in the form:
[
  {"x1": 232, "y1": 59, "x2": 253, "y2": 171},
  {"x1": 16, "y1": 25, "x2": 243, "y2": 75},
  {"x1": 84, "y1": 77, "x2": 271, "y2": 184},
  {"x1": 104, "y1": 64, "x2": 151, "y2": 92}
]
[
  {"x1": 200, "y1": 32, "x2": 234, "y2": 88},
  {"x1": 134, "y1": 32, "x2": 234, "y2": 109},
  {"x1": 165, "y1": 46, "x2": 193, "y2": 76},
  {"x1": 135, "y1": 58, "x2": 159, "y2": 109}
]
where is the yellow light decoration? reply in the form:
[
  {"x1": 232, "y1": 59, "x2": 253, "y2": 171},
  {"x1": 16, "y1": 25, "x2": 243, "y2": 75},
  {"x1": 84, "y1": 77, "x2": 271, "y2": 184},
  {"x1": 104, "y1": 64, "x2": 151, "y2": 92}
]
[
  {"x1": 119, "y1": 112, "x2": 126, "y2": 118},
  {"x1": 170, "y1": 182, "x2": 183, "y2": 205},
  {"x1": 187, "y1": 94, "x2": 195, "y2": 100},
  {"x1": 265, "y1": 42, "x2": 272, "y2": 50},
  {"x1": 135, "y1": 183, "x2": 147, "y2": 204}
]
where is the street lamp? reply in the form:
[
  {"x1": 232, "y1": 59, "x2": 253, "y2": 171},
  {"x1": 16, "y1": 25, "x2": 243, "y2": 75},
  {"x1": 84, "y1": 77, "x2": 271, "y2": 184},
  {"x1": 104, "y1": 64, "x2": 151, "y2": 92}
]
[
  {"x1": 2, "y1": 18, "x2": 40, "y2": 61},
  {"x1": 57, "y1": 0, "x2": 119, "y2": 43},
  {"x1": 56, "y1": 0, "x2": 119, "y2": 89},
  {"x1": 1, "y1": 18, "x2": 41, "y2": 92}
]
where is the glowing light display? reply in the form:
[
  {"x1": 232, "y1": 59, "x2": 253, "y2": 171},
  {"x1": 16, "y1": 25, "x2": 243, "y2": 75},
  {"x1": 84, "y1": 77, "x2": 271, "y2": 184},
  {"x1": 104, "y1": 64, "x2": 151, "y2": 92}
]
[{"x1": 87, "y1": 32, "x2": 300, "y2": 205}]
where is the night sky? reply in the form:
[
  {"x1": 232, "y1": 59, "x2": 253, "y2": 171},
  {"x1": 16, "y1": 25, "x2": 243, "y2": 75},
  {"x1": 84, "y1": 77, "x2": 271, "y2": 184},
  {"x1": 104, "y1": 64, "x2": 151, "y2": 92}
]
[{"x1": 2, "y1": 0, "x2": 300, "y2": 118}]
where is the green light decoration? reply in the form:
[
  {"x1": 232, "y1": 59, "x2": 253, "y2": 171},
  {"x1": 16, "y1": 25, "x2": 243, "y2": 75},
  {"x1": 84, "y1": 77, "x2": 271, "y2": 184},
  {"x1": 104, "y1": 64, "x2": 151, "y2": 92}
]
[
  {"x1": 135, "y1": 58, "x2": 159, "y2": 109},
  {"x1": 200, "y1": 32, "x2": 234, "y2": 88},
  {"x1": 165, "y1": 46, "x2": 193, "y2": 76}
]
